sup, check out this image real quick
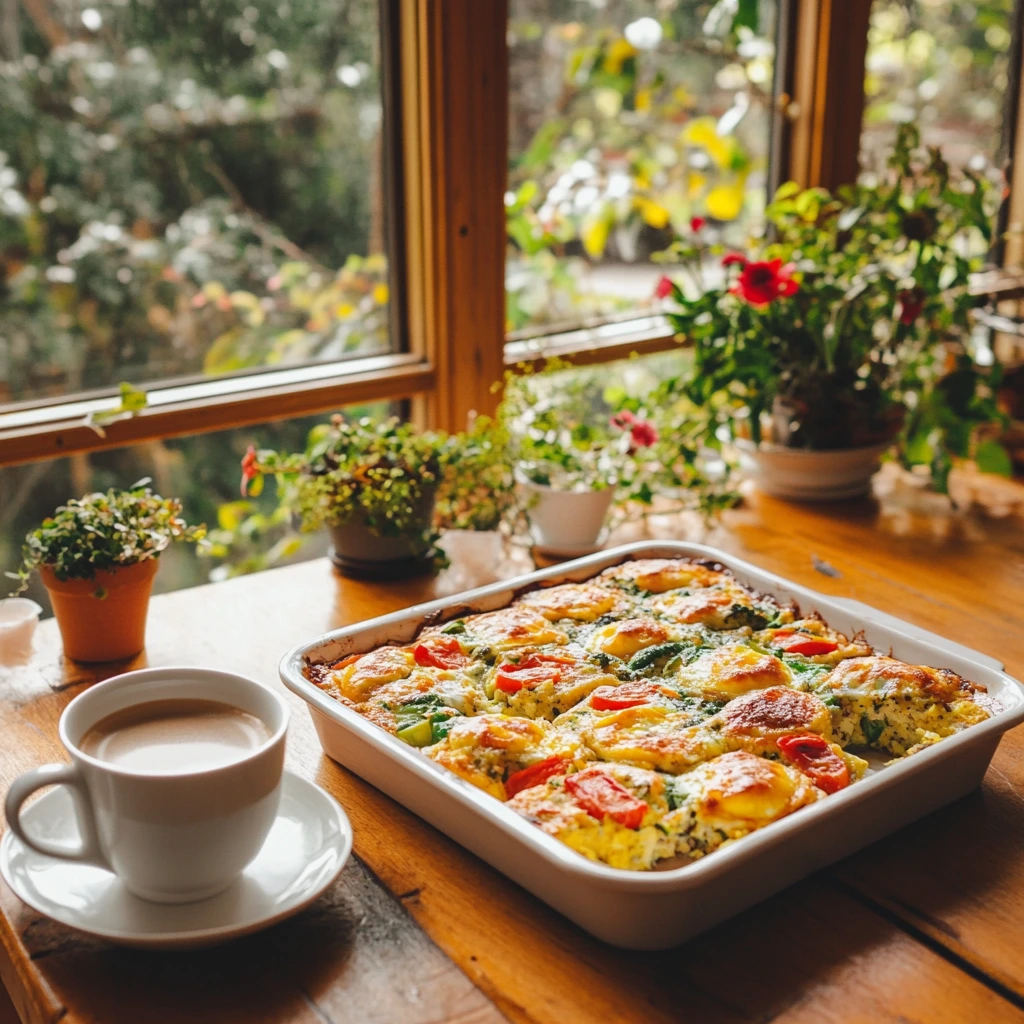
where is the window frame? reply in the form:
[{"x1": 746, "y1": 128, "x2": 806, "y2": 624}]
[{"x1": 2, "y1": 0, "x2": 1023, "y2": 469}]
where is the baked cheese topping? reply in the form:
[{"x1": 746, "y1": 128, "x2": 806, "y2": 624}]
[
  {"x1": 305, "y1": 556, "x2": 1000, "y2": 871},
  {"x1": 599, "y1": 558, "x2": 728, "y2": 593},
  {"x1": 675, "y1": 643, "x2": 793, "y2": 699},
  {"x1": 518, "y1": 583, "x2": 621, "y2": 622}
]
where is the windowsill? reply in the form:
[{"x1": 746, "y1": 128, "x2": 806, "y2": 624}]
[
  {"x1": 0, "y1": 353, "x2": 434, "y2": 468},
  {"x1": 504, "y1": 314, "x2": 679, "y2": 368}
]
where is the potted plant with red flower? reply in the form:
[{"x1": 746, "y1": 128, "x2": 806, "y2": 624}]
[
  {"x1": 499, "y1": 360, "x2": 731, "y2": 554},
  {"x1": 653, "y1": 125, "x2": 1009, "y2": 499},
  {"x1": 230, "y1": 416, "x2": 517, "y2": 580}
]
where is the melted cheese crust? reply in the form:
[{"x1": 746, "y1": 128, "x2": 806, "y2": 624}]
[
  {"x1": 306, "y1": 556, "x2": 999, "y2": 872},
  {"x1": 599, "y1": 559, "x2": 727, "y2": 593},
  {"x1": 519, "y1": 583, "x2": 621, "y2": 622},
  {"x1": 329, "y1": 647, "x2": 414, "y2": 701},
  {"x1": 587, "y1": 617, "x2": 674, "y2": 659},
  {"x1": 687, "y1": 751, "x2": 819, "y2": 831},
  {"x1": 719, "y1": 686, "x2": 832, "y2": 738},
  {"x1": 463, "y1": 607, "x2": 569, "y2": 650},
  {"x1": 675, "y1": 643, "x2": 793, "y2": 700}
]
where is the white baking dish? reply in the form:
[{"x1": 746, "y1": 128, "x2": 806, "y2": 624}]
[{"x1": 279, "y1": 542, "x2": 1024, "y2": 950}]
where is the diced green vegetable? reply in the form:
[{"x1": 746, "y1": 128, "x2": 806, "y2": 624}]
[
  {"x1": 627, "y1": 641, "x2": 692, "y2": 674},
  {"x1": 441, "y1": 620, "x2": 466, "y2": 635},
  {"x1": 429, "y1": 714, "x2": 458, "y2": 743},
  {"x1": 723, "y1": 605, "x2": 769, "y2": 630},
  {"x1": 396, "y1": 718, "x2": 435, "y2": 747},
  {"x1": 860, "y1": 715, "x2": 885, "y2": 744},
  {"x1": 664, "y1": 778, "x2": 689, "y2": 811}
]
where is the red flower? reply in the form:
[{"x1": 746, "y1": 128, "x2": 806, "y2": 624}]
[
  {"x1": 898, "y1": 289, "x2": 925, "y2": 326},
  {"x1": 721, "y1": 252, "x2": 747, "y2": 268},
  {"x1": 654, "y1": 275, "x2": 675, "y2": 300},
  {"x1": 690, "y1": 216, "x2": 706, "y2": 233},
  {"x1": 610, "y1": 410, "x2": 637, "y2": 430},
  {"x1": 240, "y1": 445, "x2": 260, "y2": 497},
  {"x1": 730, "y1": 258, "x2": 798, "y2": 306},
  {"x1": 629, "y1": 420, "x2": 658, "y2": 449}
]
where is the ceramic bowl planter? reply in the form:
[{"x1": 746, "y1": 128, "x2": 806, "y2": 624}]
[
  {"x1": 518, "y1": 480, "x2": 615, "y2": 555},
  {"x1": 736, "y1": 439, "x2": 893, "y2": 501},
  {"x1": 328, "y1": 490, "x2": 438, "y2": 581},
  {"x1": 39, "y1": 559, "x2": 159, "y2": 663}
]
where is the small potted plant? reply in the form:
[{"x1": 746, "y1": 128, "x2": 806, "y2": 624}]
[
  {"x1": 499, "y1": 361, "x2": 689, "y2": 553},
  {"x1": 6, "y1": 482, "x2": 206, "y2": 662},
  {"x1": 654, "y1": 125, "x2": 1009, "y2": 500},
  {"x1": 237, "y1": 415, "x2": 517, "y2": 579}
]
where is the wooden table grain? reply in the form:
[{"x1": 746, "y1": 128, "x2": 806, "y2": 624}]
[{"x1": 2, "y1": 480, "x2": 1024, "y2": 1024}]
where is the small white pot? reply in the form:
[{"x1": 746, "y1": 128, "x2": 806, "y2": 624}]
[
  {"x1": 736, "y1": 439, "x2": 892, "y2": 501},
  {"x1": 518, "y1": 480, "x2": 615, "y2": 552},
  {"x1": 0, "y1": 598, "x2": 42, "y2": 663}
]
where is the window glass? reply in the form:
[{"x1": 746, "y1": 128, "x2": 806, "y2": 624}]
[
  {"x1": 0, "y1": 403, "x2": 395, "y2": 615},
  {"x1": 507, "y1": 0, "x2": 779, "y2": 337},
  {"x1": 861, "y1": 0, "x2": 1014, "y2": 177},
  {"x1": 0, "y1": 0, "x2": 388, "y2": 404}
]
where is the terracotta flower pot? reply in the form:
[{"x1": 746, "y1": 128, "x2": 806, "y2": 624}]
[{"x1": 39, "y1": 559, "x2": 159, "y2": 663}]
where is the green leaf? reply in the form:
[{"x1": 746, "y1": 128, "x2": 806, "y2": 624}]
[
  {"x1": 974, "y1": 440, "x2": 1013, "y2": 478},
  {"x1": 773, "y1": 181, "x2": 801, "y2": 202}
]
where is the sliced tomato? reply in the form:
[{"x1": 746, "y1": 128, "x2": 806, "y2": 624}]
[
  {"x1": 494, "y1": 653, "x2": 574, "y2": 694},
  {"x1": 771, "y1": 631, "x2": 838, "y2": 657},
  {"x1": 505, "y1": 756, "x2": 568, "y2": 798},
  {"x1": 564, "y1": 766, "x2": 647, "y2": 829},
  {"x1": 590, "y1": 681, "x2": 659, "y2": 711},
  {"x1": 777, "y1": 732, "x2": 850, "y2": 794},
  {"x1": 413, "y1": 635, "x2": 469, "y2": 670}
]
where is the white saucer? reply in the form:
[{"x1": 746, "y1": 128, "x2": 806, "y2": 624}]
[{"x1": 0, "y1": 770, "x2": 351, "y2": 950}]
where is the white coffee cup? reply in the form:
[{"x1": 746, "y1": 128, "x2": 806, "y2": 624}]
[{"x1": 4, "y1": 666, "x2": 289, "y2": 904}]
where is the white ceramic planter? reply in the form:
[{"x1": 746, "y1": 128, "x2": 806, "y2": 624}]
[
  {"x1": 518, "y1": 480, "x2": 615, "y2": 552},
  {"x1": 736, "y1": 439, "x2": 893, "y2": 501}
]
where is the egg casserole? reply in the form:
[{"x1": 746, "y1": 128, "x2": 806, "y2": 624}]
[{"x1": 305, "y1": 558, "x2": 1000, "y2": 871}]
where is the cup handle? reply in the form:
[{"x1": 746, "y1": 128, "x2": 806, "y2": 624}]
[{"x1": 5, "y1": 763, "x2": 108, "y2": 868}]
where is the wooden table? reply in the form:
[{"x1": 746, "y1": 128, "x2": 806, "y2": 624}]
[{"x1": 3, "y1": 479, "x2": 1024, "y2": 1024}]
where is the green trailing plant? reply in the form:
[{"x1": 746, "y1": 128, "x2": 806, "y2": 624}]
[
  {"x1": 6, "y1": 481, "x2": 206, "y2": 594},
  {"x1": 654, "y1": 124, "x2": 1008, "y2": 493}
]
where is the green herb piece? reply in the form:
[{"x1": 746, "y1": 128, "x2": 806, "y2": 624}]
[
  {"x1": 722, "y1": 605, "x2": 769, "y2": 630},
  {"x1": 627, "y1": 641, "x2": 693, "y2": 674},
  {"x1": 441, "y1": 620, "x2": 467, "y2": 635},
  {"x1": 429, "y1": 714, "x2": 459, "y2": 743},
  {"x1": 664, "y1": 778, "x2": 689, "y2": 811},
  {"x1": 861, "y1": 716, "x2": 886, "y2": 745}
]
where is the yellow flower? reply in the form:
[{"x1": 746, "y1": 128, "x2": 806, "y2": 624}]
[
  {"x1": 705, "y1": 180, "x2": 747, "y2": 221},
  {"x1": 373, "y1": 283, "x2": 390, "y2": 305},
  {"x1": 635, "y1": 197, "x2": 670, "y2": 229},
  {"x1": 604, "y1": 38, "x2": 637, "y2": 75},
  {"x1": 582, "y1": 216, "x2": 610, "y2": 258}
]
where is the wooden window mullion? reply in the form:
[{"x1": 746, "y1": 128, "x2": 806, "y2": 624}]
[{"x1": 398, "y1": 0, "x2": 508, "y2": 434}]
